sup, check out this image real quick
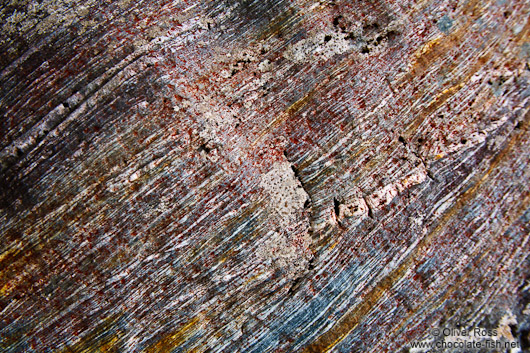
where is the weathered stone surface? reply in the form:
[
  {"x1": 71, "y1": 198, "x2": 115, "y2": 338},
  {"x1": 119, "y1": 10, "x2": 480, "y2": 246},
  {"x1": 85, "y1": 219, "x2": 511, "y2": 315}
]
[{"x1": 1, "y1": 0, "x2": 529, "y2": 352}]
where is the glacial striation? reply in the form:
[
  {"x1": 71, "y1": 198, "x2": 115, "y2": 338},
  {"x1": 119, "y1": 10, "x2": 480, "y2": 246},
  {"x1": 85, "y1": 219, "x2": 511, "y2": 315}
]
[{"x1": 1, "y1": 0, "x2": 530, "y2": 352}]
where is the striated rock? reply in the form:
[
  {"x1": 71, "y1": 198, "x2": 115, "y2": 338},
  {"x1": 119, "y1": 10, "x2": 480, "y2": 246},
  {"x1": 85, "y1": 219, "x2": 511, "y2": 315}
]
[{"x1": 1, "y1": 0, "x2": 530, "y2": 352}]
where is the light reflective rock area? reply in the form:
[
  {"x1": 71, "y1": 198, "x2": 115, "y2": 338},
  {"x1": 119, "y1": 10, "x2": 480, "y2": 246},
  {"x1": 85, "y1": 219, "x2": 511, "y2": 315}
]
[{"x1": 1, "y1": 0, "x2": 529, "y2": 352}]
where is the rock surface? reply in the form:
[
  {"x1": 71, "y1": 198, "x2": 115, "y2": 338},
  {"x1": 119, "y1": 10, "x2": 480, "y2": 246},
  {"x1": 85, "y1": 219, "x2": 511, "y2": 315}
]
[{"x1": 1, "y1": 0, "x2": 530, "y2": 352}]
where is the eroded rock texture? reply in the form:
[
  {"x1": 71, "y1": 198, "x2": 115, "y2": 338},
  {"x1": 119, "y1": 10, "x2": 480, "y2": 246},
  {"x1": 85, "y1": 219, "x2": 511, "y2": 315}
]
[{"x1": 1, "y1": 0, "x2": 530, "y2": 352}]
